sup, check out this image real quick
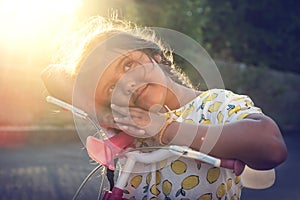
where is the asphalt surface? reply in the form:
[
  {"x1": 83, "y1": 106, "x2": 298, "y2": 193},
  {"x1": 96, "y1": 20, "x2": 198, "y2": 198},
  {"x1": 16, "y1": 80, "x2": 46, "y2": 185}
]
[
  {"x1": 0, "y1": 142, "x2": 101, "y2": 200},
  {"x1": 0, "y1": 130, "x2": 299, "y2": 200}
]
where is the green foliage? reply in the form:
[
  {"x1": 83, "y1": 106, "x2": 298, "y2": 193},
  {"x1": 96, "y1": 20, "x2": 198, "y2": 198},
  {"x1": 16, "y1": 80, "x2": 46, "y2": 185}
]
[
  {"x1": 216, "y1": 61, "x2": 300, "y2": 130},
  {"x1": 124, "y1": 0, "x2": 300, "y2": 74},
  {"x1": 119, "y1": 1, "x2": 300, "y2": 129}
]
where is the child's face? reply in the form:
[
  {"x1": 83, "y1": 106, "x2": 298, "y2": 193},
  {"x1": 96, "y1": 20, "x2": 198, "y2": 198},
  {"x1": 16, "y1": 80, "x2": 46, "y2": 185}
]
[{"x1": 95, "y1": 51, "x2": 168, "y2": 113}]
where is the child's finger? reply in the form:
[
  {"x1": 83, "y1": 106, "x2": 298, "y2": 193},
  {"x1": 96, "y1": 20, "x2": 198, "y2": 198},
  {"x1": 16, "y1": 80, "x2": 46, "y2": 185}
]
[
  {"x1": 111, "y1": 104, "x2": 132, "y2": 116},
  {"x1": 111, "y1": 104, "x2": 125, "y2": 113},
  {"x1": 114, "y1": 116, "x2": 143, "y2": 130},
  {"x1": 116, "y1": 123, "x2": 146, "y2": 137},
  {"x1": 114, "y1": 117, "x2": 132, "y2": 127},
  {"x1": 114, "y1": 117, "x2": 129, "y2": 124},
  {"x1": 111, "y1": 104, "x2": 145, "y2": 118}
]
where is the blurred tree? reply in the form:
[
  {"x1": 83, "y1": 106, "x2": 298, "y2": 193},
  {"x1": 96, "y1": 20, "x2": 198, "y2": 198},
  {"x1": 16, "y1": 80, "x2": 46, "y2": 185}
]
[{"x1": 123, "y1": 0, "x2": 300, "y2": 74}]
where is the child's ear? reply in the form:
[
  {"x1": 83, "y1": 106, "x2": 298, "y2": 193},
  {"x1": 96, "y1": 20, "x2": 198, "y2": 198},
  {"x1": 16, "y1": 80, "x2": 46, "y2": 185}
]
[
  {"x1": 153, "y1": 53, "x2": 172, "y2": 66},
  {"x1": 153, "y1": 54, "x2": 162, "y2": 63}
]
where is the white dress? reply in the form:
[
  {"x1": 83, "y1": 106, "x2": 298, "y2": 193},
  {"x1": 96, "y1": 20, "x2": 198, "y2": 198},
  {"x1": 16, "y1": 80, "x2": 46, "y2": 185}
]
[{"x1": 121, "y1": 89, "x2": 262, "y2": 200}]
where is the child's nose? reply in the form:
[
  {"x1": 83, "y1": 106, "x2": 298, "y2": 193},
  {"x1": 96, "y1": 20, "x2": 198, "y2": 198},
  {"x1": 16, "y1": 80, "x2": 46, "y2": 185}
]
[{"x1": 125, "y1": 81, "x2": 136, "y2": 95}]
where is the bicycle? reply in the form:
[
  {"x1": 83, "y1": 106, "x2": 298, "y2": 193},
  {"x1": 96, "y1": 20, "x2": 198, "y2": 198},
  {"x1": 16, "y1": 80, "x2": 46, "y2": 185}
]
[{"x1": 46, "y1": 96, "x2": 276, "y2": 200}]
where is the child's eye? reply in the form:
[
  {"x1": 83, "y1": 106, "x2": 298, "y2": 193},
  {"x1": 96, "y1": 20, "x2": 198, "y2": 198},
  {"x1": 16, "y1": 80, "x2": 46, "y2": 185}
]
[
  {"x1": 108, "y1": 85, "x2": 115, "y2": 94},
  {"x1": 123, "y1": 62, "x2": 133, "y2": 72}
]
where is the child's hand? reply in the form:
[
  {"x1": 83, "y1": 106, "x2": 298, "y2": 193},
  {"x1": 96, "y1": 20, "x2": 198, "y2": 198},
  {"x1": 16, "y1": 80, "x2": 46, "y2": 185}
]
[
  {"x1": 111, "y1": 104, "x2": 167, "y2": 138},
  {"x1": 220, "y1": 158, "x2": 245, "y2": 176},
  {"x1": 96, "y1": 107, "x2": 120, "y2": 130}
]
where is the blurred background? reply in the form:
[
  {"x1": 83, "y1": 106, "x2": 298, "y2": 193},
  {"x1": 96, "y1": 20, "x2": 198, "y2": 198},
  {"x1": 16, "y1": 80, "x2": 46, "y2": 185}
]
[{"x1": 0, "y1": 0, "x2": 299, "y2": 199}]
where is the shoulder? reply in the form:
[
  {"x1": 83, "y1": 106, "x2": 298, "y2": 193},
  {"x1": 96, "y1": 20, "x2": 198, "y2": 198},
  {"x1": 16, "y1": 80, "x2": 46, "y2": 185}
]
[
  {"x1": 199, "y1": 88, "x2": 235, "y2": 99},
  {"x1": 200, "y1": 89, "x2": 255, "y2": 104},
  {"x1": 199, "y1": 89, "x2": 262, "y2": 123}
]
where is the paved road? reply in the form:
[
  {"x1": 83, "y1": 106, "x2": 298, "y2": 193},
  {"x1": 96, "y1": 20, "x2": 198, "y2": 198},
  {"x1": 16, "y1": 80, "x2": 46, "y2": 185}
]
[
  {"x1": 0, "y1": 130, "x2": 299, "y2": 200},
  {"x1": 243, "y1": 132, "x2": 300, "y2": 200},
  {"x1": 0, "y1": 142, "x2": 101, "y2": 200}
]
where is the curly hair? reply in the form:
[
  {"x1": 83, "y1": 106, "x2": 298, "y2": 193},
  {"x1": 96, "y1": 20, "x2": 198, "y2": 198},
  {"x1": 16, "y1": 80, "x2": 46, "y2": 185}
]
[{"x1": 52, "y1": 16, "x2": 193, "y2": 88}]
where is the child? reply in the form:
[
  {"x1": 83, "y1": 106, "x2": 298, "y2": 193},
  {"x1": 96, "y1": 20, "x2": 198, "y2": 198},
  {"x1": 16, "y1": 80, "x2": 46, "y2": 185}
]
[{"x1": 42, "y1": 16, "x2": 287, "y2": 200}]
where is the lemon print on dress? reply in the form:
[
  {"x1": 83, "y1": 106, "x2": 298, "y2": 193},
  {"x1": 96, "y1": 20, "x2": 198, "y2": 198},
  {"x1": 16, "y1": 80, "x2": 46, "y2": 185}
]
[
  {"x1": 130, "y1": 175, "x2": 142, "y2": 188},
  {"x1": 201, "y1": 119, "x2": 211, "y2": 124},
  {"x1": 159, "y1": 159, "x2": 168, "y2": 169},
  {"x1": 217, "y1": 111, "x2": 224, "y2": 124},
  {"x1": 199, "y1": 92, "x2": 218, "y2": 112},
  {"x1": 184, "y1": 119, "x2": 194, "y2": 123},
  {"x1": 144, "y1": 171, "x2": 162, "y2": 193},
  {"x1": 226, "y1": 178, "x2": 233, "y2": 191},
  {"x1": 175, "y1": 109, "x2": 182, "y2": 117},
  {"x1": 228, "y1": 104, "x2": 249, "y2": 117},
  {"x1": 232, "y1": 97, "x2": 245, "y2": 102},
  {"x1": 227, "y1": 105, "x2": 240, "y2": 117},
  {"x1": 182, "y1": 102, "x2": 194, "y2": 119},
  {"x1": 216, "y1": 183, "x2": 227, "y2": 199},
  {"x1": 203, "y1": 93, "x2": 218, "y2": 104},
  {"x1": 198, "y1": 193, "x2": 212, "y2": 200},
  {"x1": 195, "y1": 160, "x2": 201, "y2": 170},
  {"x1": 208, "y1": 101, "x2": 222, "y2": 113},
  {"x1": 237, "y1": 113, "x2": 249, "y2": 120},
  {"x1": 245, "y1": 99, "x2": 254, "y2": 107},
  {"x1": 146, "y1": 171, "x2": 162, "y2": 185},
  {"x1": 150, "y1": 184, "x2": 160, "y2": 196},
  {"x1": 235, "y1": 176, "x2": 241, "y2": 184},
  {"x1": 230, "y1": 194, "x2": 237, "y2": 200},
  {"x1": 142, "y1": 196, "x2": 158, "y2": 200},
  {"x1": 128, "y1": 196, "x2": 136, "y2": 200},
  {"x1": 237, "y1": 185, "x2": 242, "y2": 198},
  {"x1": 171, "y1": 160, "x2": 187, "y2": 175},
  {"x1": 175, "y1": 175, "x2": 199, "y2": 197},
  {"x1": 176, "y1": 175, "x2": 199, "y2": 197},
  {"x1": 162, "y1": 180, "x2": 172, "y2": 200},
  {"x1": 199, "y1": 114, "x2": 211, "y2": 124},
  {"x1": 164, "y1": 109, "x2": 178, "y2": 119},
  {"x1": 206, "y1": 167, "x2": 220, "y2": 184},
  {"x1": 199, "y1": 90, "x2": 209, "y2": 98}
]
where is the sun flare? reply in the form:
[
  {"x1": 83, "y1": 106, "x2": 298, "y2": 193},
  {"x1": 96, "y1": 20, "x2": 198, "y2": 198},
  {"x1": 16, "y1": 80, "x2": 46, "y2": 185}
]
[{"x1": 0, "y1": 0, "x2": 82, "y2": 50}]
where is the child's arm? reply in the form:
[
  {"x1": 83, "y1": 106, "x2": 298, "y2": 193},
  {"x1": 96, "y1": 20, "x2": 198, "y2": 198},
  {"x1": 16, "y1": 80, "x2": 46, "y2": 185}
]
[
  {"x1": 111, "y1": 105, "x2": 287, "y2": 170},
  {"x1": 163, "y1": 113, "x2": 287, "y2": 170}
]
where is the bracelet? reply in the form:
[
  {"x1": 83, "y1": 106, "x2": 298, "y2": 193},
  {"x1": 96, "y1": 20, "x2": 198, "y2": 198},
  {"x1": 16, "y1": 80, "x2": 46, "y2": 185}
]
[{"x1": 158, "y1": 118, "x2": 176, "y2": 145}]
